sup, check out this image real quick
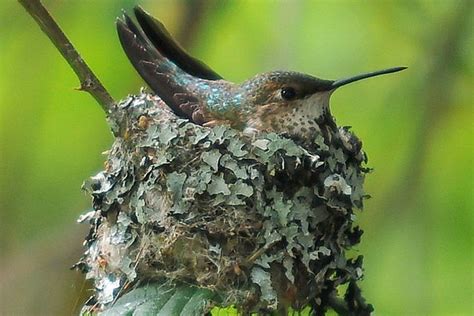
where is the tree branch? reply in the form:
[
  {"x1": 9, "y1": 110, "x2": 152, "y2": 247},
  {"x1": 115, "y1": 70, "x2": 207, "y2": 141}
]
[{"x1": 18, "y1": 0, "x2": 115, "y2": 113}]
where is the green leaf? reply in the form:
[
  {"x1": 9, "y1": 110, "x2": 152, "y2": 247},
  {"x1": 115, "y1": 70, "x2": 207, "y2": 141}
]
[{"x1": 100, "y1": 283, "x2": 217, "y2": 316}]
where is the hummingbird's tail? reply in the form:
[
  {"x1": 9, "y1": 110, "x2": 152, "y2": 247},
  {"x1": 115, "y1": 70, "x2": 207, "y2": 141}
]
[
  {"x1": 117, "y1": 10, "x2": 220, "y2": 123},
  {"x1": 132, "y1": 6, "x2": 222, "y2": 81}
]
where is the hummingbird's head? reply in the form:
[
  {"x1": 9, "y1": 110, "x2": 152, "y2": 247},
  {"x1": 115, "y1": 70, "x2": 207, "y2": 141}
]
[
  {"x1": 239, "y1": 71, "x2": 335, "y2": 138},
  {"x1": 239, "y1": 67, "x2": 406, "y2": 139}
]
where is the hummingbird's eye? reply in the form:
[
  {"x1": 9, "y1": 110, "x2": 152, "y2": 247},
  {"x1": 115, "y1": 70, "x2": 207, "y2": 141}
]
[{"x1": 281, "y1": 87, "x2": 297, "y2": 100}]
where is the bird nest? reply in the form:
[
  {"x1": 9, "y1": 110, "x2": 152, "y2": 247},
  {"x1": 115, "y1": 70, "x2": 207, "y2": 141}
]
[{"x1": 75, "y1": 93, "x2": 372, "y2": 314}]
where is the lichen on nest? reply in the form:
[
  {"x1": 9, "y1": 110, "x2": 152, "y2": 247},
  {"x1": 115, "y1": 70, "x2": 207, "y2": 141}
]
[{"x1": 75, "y1": 93, "x2": 372, "y2": 314}]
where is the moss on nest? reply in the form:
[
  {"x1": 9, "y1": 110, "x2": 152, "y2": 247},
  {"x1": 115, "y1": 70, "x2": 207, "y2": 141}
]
[{"x1": 76, "y1": 93, "x2": 372, "y2": 314}]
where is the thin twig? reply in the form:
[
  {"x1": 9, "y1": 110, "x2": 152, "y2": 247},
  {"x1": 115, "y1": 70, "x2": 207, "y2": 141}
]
[
  {"x1": 244, "y1": 240, "x2": 279, "y2": 266},
  {"x1": 18, "y1": 0, "x2": 115, "y2": 113}
]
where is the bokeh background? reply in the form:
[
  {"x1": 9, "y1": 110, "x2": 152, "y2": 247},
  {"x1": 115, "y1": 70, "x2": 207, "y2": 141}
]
[{"x1": 1, "y1": 0, "x2": 472, "y2": 315}]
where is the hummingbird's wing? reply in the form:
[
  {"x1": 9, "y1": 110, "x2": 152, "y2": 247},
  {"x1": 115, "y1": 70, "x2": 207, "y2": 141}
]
[
  {"x1": 117, "y1": 13, "x2": 219, "y2": 125},
  {"x1": 133, "y1": 6, "x2": 222, "y2": 81}
]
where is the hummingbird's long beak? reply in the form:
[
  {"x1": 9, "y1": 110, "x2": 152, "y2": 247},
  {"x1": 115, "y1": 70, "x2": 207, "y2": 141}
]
[{"x1": 331, "y1": 66, "x2": 407, "y2": 89}]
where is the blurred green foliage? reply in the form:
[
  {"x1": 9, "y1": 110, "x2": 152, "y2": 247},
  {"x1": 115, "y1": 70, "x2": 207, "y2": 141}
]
[{"x1": 0, "y1": 0, "x2": 472, "y2": 315}]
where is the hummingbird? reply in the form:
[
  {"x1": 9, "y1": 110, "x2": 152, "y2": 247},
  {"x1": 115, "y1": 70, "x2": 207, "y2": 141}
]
[{"x1": 117, "y1": 7, "x2": 406, "y2": 141}]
